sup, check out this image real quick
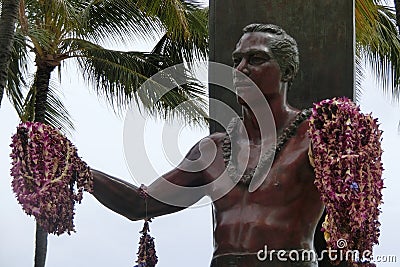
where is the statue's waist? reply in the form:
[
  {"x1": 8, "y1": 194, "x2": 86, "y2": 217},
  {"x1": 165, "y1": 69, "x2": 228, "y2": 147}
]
[{"x1": 211, "y1": 251, "x2": 318, "y2": 267}]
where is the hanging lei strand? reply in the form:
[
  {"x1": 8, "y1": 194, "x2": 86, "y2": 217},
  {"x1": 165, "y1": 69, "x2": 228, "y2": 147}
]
[
  {"x1": 134, "y1": 185, "x2": 158, "y2": 267},
  {"x1": 222, "y1": 109, "x2": 312, "y2": 185}
]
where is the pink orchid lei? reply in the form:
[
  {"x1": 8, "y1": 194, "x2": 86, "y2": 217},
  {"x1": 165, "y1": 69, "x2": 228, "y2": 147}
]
[
  {"x1": 308, "y1": 97, "x2": 383, "y2": 266},
  {"x1": 134, "y1": 185, "x2": 158, "y2": 267},
  {"x1": 10, "y1": 121, "x2": 93, "y2": 235}
]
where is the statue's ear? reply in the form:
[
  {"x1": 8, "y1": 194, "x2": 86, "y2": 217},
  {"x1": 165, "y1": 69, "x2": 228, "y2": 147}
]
[{"x1": 281, "y1": 66, "x2": 294, "y2": 82}]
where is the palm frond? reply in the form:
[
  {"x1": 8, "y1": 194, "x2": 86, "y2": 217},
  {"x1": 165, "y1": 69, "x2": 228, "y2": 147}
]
[
  {"x1": 136, "y1": 64, "x2": 208, "y2": 124},
  {"x1": 354, "y1": 54, "x2": 365, "y2": 103},
  {"x1": 43, "y1": 81, "x2": 75, "y2": 134},
  {"x1": 19, "y1": 79, "x2": 74, "y2": 135},
  {"x1": 71, "y1": 38, "x2": 207, "y2": 124},
  {"x1": 135, "y1": 0, "x2": 190, "y2": 39},
  {"x1": 356, "y1": 0, "x2": 400, "y2": 99},
  {"x1": 24, "y1": 27, "x2": 58, "y2": 55},
  {"x1": 151, "y1": 3, "x2": 208, "y2": 67},
  {"x1": 5, "y1": 30, "x2": 29, "y2": 116},
  {"x1": 183, "y1": 3, "x2": 209, "y2": 60},
  {"x1": 77, "y1": 0, "x2": 161, "y2": 44},
  {"x1": 38, "y1": 0, "x2": 86, "y2": 41}
]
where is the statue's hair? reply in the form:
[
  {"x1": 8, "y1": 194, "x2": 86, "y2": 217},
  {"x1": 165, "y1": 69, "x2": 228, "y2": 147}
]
[{"x1": 243, "y1": 23, "x2": 299, "y2": 86}]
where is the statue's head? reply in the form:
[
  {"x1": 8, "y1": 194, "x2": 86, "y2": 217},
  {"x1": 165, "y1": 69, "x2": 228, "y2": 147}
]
[{"x1": 242, "y1": 23, "x2": 299, "y2": 86}]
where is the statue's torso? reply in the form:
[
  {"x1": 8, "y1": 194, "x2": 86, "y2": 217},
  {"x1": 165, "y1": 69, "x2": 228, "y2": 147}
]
[{"x1": 203, "y1": 121, "x2": 324, "y2": 257}]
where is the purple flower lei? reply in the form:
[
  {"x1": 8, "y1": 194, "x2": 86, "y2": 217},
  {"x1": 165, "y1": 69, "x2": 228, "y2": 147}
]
[
  {"x1": 134, "y1": 185, "x2": 158, "y2": 267},
  {"x1": 308, "y1": 97, "x2": 384, "y2": 266},
  {"x1": 9, "y1": 122, "x2": 93, "y2": 235}
]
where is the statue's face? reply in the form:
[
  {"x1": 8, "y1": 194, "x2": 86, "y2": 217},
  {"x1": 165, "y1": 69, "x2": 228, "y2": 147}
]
[{"x1": 232, "y1": 32, "x2": 282, "y2": 105}]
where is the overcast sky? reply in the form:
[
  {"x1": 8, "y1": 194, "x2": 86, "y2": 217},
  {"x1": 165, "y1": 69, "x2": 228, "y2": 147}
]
[{"x1": 1, "y1": 13, "x2": 400, "y2": 267}]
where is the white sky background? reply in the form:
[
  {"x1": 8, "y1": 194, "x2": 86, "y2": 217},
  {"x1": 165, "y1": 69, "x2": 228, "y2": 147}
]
[{"x1": 1, "y1": 9, "x2": 400, "y2": 267}]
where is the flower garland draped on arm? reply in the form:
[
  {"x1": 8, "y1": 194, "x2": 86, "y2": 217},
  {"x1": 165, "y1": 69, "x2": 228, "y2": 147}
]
[{"x1": 308, "y1": 97, "x2": 384, "y2": 267}]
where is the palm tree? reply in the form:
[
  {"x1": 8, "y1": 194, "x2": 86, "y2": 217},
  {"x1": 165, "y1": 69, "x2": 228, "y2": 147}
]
[
  {"x1": 1, "y1": 1, "x2": 208, "y2": 267},
  {"x1": 0, "y1": 0, "x2": 20, "y2": 107},
  {"x1": 356, "y1": 0, "x2": 400, "y2": 100},
  {"x1": 6, "y1": 0, "x2": 208, "y2": 126}
]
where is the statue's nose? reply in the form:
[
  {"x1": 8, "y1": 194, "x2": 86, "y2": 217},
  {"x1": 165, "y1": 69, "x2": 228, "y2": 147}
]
[{"x1": 235, "y1": 59, "x2": 250, "y2": 75}]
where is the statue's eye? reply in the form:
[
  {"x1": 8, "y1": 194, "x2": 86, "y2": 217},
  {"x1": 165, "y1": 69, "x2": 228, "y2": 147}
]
[
  {"x1": 249, "y1": 55, "x2": 269, "y2": 65},
  {"x1": 233, "y1": 57, "x2": 242, "y2": 67}
]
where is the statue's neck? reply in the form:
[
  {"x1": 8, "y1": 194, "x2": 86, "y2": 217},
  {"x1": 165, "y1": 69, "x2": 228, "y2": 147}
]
[{"x1": 241, "y1": 94, "x2": 297, "y2": 145}]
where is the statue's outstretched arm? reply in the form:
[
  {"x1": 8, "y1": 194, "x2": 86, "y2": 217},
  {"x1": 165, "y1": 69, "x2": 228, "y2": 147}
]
[{"x1": 91, "y1": 141, "x2": 208, "y2": 221}]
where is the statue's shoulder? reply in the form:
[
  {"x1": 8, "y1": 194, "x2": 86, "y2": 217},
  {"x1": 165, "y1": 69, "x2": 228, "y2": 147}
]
[
  {"x1": 297, "y1": 117, "x2": 312, "y2": 138},
  {"x1": 207, "y1": 132, "x2": 226, "y2": 144},
  {"x1": 289, "y1": 108, "x2": 313, "y2": 142},
  {"x1": 185, "y1": 132, "x2": 225, "y2": 159}
]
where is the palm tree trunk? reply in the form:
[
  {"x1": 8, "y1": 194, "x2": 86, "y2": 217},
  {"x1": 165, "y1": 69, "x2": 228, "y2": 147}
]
[
  {"x1": 33, "y1": 63, "x2": 53, "y2": 122},
  {"x1": 0, "y1": 0, "x2": 21, "y2": 108},
  {"x1": 34, "y1": 224, "x2": 48, "y2": 267},
  {"x1": 394, "y1": 0, "x2": 400, "y2": 33},
  {"x1": 33, "y1": 61, "x2": 55, "y2": 267}
]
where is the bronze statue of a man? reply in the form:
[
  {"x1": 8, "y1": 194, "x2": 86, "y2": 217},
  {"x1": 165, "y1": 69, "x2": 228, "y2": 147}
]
[{"x1": 91, "y1": 23, "x2": 324, "y2": 267}]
